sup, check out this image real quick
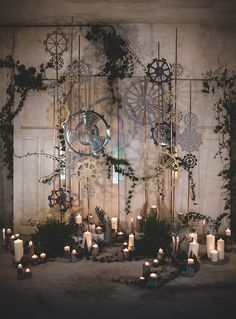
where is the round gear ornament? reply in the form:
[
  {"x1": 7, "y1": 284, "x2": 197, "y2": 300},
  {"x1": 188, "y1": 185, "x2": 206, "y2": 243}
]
[
  {"x1": 171, "y1": 62, "x2": 184, "y2": 77},
  {"x1": 48, "y1": 188, "x2": 72, "y2": 212},
  {"x1": 49, "y1": 55, "x2": 64, "y2": 70},
  {"x1": 64, "y1": 60, "x2": 91, "y2": 84},
  {"x1": 75, "y1": 160, "x2": 98, "y2": 184},
  {"x1": 43, "y1": 31, "x2": 69, "y2": 56},
  {"x1": 177, "y1": 128, "x2": 202, "y2": 152},
  {"x1": 64, "y1": 109, "x2": 111, "y2": 156},
  {"x1": 123, "y1": 79, "x2": 167, "y2": 125},
  {"x1": 81, "y1": 184, "x2": 95, "y2": 199},
  {"x1": 146, "y1": 58, "x2": 172, "y2": 84},
  {"x1": 151, "y1": 122, "x2": 173, "y2": 147},
  {"x1": 47, "y1": 81, "x2": 64, "y2": 98},
  {"x1": 167, "y1": 110, "x2": 183, "y2": 123},
  {"x1": 182, "y1": 153, "x2": 197, "y2": 169},
  {"x1": 46, "y1": 102, "x2": 70, "y2": 127},
  {"x1": 183, "y1": 112, "x2": 198, "y2": 127}
]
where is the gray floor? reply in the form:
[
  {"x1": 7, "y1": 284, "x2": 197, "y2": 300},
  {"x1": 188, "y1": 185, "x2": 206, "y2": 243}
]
[{"x1": 0, "y1": 245, "x2": 236, "y2": 319}]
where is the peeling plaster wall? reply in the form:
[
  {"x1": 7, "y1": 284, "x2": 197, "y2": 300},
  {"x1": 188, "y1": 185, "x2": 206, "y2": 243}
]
[{"x1": 0, "y1": 23, "x2": 235, "y2": 233}]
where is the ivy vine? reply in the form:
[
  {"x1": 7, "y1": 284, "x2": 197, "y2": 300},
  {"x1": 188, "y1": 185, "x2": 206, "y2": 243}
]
[
  {"x1": 0, "y1": 55, "x2": 49, "y2": 178},
  {"x1": 202, "y1": 69, "x2": 236, "y2": 211}
]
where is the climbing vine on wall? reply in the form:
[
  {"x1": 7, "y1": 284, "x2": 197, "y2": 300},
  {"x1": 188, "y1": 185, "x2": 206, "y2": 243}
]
[
  {"x1": 0, "y1": 55, "x2": 49, "y2": 178},
  {"x1": 202, "y1": 69, "x2": 236, "y2": 211}
]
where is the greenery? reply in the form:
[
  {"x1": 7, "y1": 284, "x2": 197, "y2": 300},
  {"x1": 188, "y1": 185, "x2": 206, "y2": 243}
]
[
  {"x1": 136, "y1": 216, "x2": 172, "y2": 257},
  {"x1": 31, "y1": 219, "x2": 75, "y2": 258},
  {"x1": 202, "y1": 69, "x2": 236, "y2": 211},
  {"x1": 0, "y1": 56, "x2": 49, "y2": 178}
]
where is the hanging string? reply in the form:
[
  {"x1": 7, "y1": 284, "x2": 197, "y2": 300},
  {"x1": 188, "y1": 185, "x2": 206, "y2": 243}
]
[{"x1": 187, "y1": 80, "x2": 192, "y2": 214}]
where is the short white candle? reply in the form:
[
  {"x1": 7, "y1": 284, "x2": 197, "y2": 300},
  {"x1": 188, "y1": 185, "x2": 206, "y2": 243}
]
[
  {"x1": 150, "y1": 273, "x2": 158, "y2": 279},
  {"x1": 158, "y1": 248, "x2": 164, "y2": 254},
  {"x1": 206, "y1": 234, "x2": 215, "y2": 258},
  {"x1": 189, "y1": 232, "x2": 198, "y2": 242},
  {"x1": 172, "y1": 237, "x2": 176, "y2": 254},
  {"x1": 175, "y1": 236, "x2": 179, "y2": 251},
  {"x1": 96, "y1": 226, "x2": 103, "y2": 234},
  {"x1": 18, "y1": 264, "x2": 23, "y2": 269},
  {"x1": 188, "y1": 240, "x2": 199, "y2": 258},
  {"x1": 211, "y1": 249, "x2": 218, "y2": 262},
  {"x1": 225, "y1": 228, "x2": 231, "y2": 236},
  {"x1": 15, "y1": 234, "x2": 20, "y2": 239},
  {"x1": 25, "y1": 268, "x2": 31, "y2": 273},
  {"x1": 40, "y1": 253, "x2": 46, "y2": 259},
  {"x1": 128, "y1": 233, "x2": 135, "y2": 247},
  {"x1": 75, "y1": 214, "x2": 82, "y2": 224},
  {"x1": 6, "y1": 228, "x2": 12, "y2": 234},
  {"x1": 72, "y1": 249, "x2": 77, "y2": 255},
  {"x1": 187, "y1": 258, "x2": 194, "y2": 264},
  {"x1": 217, "y1": 238, "x2": 225, "y2": 261},
  {"x1": 111, "y1": 217, "x2": 118, "y2": 231},
  {"x1": 29, "y1": 241, "x2": 33, "y2": 247},
  {"x1": 2, "y1": 228, "x2": 6, "y2": 240},
  {"x1": 32, "y1": 254, "x2": 38, "y2": 259},
  {"x1": 14, "y1": 239, "x2": 24, "y2": 262},
  {"x1": 83, "y1": 231, "x2": 92, "y2": 250},
  {"x1": 64, "y1": 246, "x2": 70, "y2": 252},
  {"x1": 150, "y1": 205, "x2": 157, "y2": 218},
  {"x1": 136, "y1": 215, "x2": 142, "y2": 233}
]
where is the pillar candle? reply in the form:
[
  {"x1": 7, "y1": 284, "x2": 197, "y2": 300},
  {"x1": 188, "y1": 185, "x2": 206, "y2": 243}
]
[
  {"x1": 225, "y1": 228, "x2": 231, "y2": 236},
  {"x1": 2, "y1": 228, "x2": 6, "y2": 241},
  {"x1": 206, "y1": 234, "x2": 215, "y2": 258},
  {"x1": 143, "y1": 261, "x2": 151, "y2": 277},
  {"x1": 111, "y1": 217, "x2": 118, "y2": 232},
  {"x1": 96, "y1": 226, "x2": 103, "y2": 234},
  {"x1": 6, "y1": 228, "x2": 12, "y2": 235},
  {"x1": 88, "y1": 223, "x2": 96, "y2": 234},
  {"x1": 202, "y1": 219, "x2": 206, "y2": 235},
  {"x1": 172, "y1": 236, "x2": 176, "y2": 254},
  {"x1": 75, "y1": 214, "x2": 82, "y2": 224},
  {"x1": 189, "y1": 232, "x2": 197, "y2": 242},
  {"x1": 83, "y1": 231, "x2": 92, "y2": 250},
  {"x1": 123, "y1": 248, "x2": 129, "y2": 260},
  {"x1": 91, "y1": 244, "x2": 99, "y2": 257},
  {"x1": 15, "y1": 234, "x2": 20, "y2": 240},
  {"x1": 14, "y1": 239, "x2": 24, "y2": 262},
  {"x1": 217, "y1": 238, "x2": 225, "y2": 261},
  {"x1": 211, "y1": 249, "x2": 218, "y2": 262},
  {"x1": 150, "y1": 205, "x2": 157, "y2": 219},
  {"x1": 64, "y1": 245, "x2": 70, "y2": 252},
  {"x1": 128, "y1": 233, "x2": 134, "y2": 248},
  {"x1": 40, "y1": 252, "x2": 46, "y2": 263},
  {"x1": 153, "y1": 259, "x2": 159, "y2": 267},
  {"x1": 136, "y1": 215, "x2": 142, "y2": 233},
  {"x1": 117, "y1": 231, "x2": 124, "y2": 242},
  {"x1": 149, "y1": 272, "x2": 158, "y2": 288},
  {"x1": 175, "y1": 236, "x2": 179, "y2": 251},
  {"x1": 88, "y1": 214, "x2": 95, "y2": 224},
  {"x1": 188, "y1": 240, "x2": 199, "y2": 258}
]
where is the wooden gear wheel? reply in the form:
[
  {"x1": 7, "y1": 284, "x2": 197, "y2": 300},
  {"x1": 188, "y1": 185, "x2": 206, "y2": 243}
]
[{"x1": 76, "y1": 160, "x2": 98, "y2": 185}]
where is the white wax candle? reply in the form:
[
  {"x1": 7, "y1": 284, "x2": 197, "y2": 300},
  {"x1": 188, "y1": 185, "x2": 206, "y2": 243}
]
[
  {"x1": 25, "y1": 268, "x2": 31, "y2": 273},
  {"x1": 187, "y1": 258, "x2": 194, "y2": 264},
  {"x1": 15, "y1": 234, "x2": 20, "y2": 239},
  {"x1": 40, "y1": 253, "x2": 46, "y2": 259},
  {"x1": 175, "y1": 236, "x2": 179, "y2": 251},
  {"x1": 64, "y1": 246, "x2": 70, "y2": 252},
  {"x1": 83, "y1": 231, "x2": 92, "y2": 250},
  {"x1": 75, "y1": 214, "x2": 82, "y2": 224},
  {"x1": 189, "y1": 232, "x2": 198, "y2": 242},
  {"x1": 150, "y1": 273, "x2": 158, "y2": 279},
  {"x1": 144, "y1": 261, "x2": 150, "y2": 266},
  {"x1": 150, "y1": 205, "x2": 157, "y2": 218},
  {"x1": 206, "y1": 234, "x2": 215, "y2": 258},
  {"x1": 128, "y1": 233, "x2": 135, "y2": 247},
  {"x1": 2, "y1": 228, "x2": 6, "y2": 240},
  {"x1": 217, "y1": 238, "x2": 225, "y2": 261},
  {"x1": 136, "y1": 215, "x2": 142, "y2": 233},
  {"x1": 225, "y1": 228, "x2": 231, "y2": 236},
  {"x1": 29, "y1": 241, "x2": 33, "y2": 247},
  {"x1": 88, "y1": 223, "x2": 96, "y2": 233},
  {"x1": 32, "y1": 254, "x2": 38, "y2": 259},
  {"x1": 188, "y1": 240, "x2": 199, "y2": 258},
  {"x1": 158, "y1": 248, "x2": 164, "y2": 254},
  {"x1": 96, "y1": 226, "x2": 103, "y2": 234},
  {"x1": 18, "y1": 264, "x2": 23, "y2": 269},
  {"x1": 6, "y1": 228, "x2": 11, "y2": 234},
  {"x1": 14, "y1": 239, "x2": 24, "y2": 262},
  {"x1": 72, "y1": 249, "x2": 77, "y2": 255},
  {"x1": 172, "y1": 236, "x2": 176, "y2": 254},
  {"x1": 111, "y1": 217, "x2": 118, "y2": 231},
  {"x1": 211, "y1": 249, "x2": 218, "y2": 262}
]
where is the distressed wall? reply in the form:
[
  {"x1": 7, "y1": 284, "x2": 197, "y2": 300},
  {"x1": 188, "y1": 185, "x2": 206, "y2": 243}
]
[{"x1": 0, "y1": 24, "x2": 235, "y2": 233}]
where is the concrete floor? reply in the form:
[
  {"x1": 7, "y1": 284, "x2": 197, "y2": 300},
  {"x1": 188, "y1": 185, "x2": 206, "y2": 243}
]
[{"x1": 0, "y1": 245, "x2": 236, "y2": 319}]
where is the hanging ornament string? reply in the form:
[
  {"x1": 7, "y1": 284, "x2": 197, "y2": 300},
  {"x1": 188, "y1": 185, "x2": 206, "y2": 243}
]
[
  {"x1": 77, "y1": 32, "x2": 81, "y2": 211},
  {"x1": 187, "y1": 80, "x2": 192, "y2": 214},
  {"x1": 144, "y1": 76, "x2": 148, "y2": 206}
]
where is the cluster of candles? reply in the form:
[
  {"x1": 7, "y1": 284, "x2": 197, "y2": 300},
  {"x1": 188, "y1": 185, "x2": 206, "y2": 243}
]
[
  {"x1": 17, "y1": 264, "x2": 32, "y2": 280},
  {"x1": 139, "y1": 248, "x2": 164, "y2": 288}
]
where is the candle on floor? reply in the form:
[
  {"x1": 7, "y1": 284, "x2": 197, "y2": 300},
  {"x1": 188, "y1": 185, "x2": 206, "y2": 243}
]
[
  {"x1": 17, "y1": 263, "x2": 24, "y2": 280},
  {"x1": 150, "y1": 205, "x2": 157, "y2": 219},
  {"x1": 28, "y1": 240, "x2": 34, "y2": 256},
  {"x1": 75, "y1": 214, "x2": 82, "y2": 225},
  {"x1": 88, "y1": 214, "x2": 95, "y2": 225},
  {"x1": 31, "y1": 254, "x2": 39, "y2": 266},
  {"x1": 24, "y1": 267, "x2": 32, "y2": 278},
  {"x1": 202, "y1": 219, "x2": 206, "y2": 235},
  {"x1": 6, "y1": 228, "x2": 12, "y2": 235},
  {"x1": 139, "y1": 276, "x2": 146, "y2": 288},
  {"x1": 157, "y1": 248, "x2": 164, "y2": 260},
  {"x1": 172, "y1": 236, "x2": 176, "y2": 254},
  {"x1": 175, "y1": 236, "x2": 179, "y2": 251},
  {"x1": 206, "y1": 234, "x2": 215, "y2": 258},
  {"x1": 225, "y1": 228, "x2": 232, "y2": 252},
  {"x1": 217, "y1": 238, "x2": 224, "y2": 261},
  {"x1": 111, "y1": 217, "x2": 118, "y2": 232},
  {"x1": 149, "y1": 272, "x2": 158, "y2": 288},
  {"x1": 117, "y1": 231, "x2": 124, "y2": 243},
  {"x1": 123, "y1": 248, "x2": 129, "y2": 260},
  {"x1": 71, "y1": 249, "x2": 77, "y2": 262},
  {"x1": 83, "y1": 231, "x2": 92, "y2": 251},
  {"x1": 15, "y1": 234, "x2": 20, "y2": 240},
  {"x1": 40, "y1": 252, "x2": 46, "y2": 263},
  {"x1": 14, "y1": 238, "x2": 23, "y2": 262},
  {"x1": 136, "y1": 215, "x2": 142, "y2": 233},
  {"x1": 123, "y1": 242, "x2": 128, "y2": 249},
  {"x1": 211, "y1": 249, "x2": 218, "y2": 262},
  {"x1": 91, "y1": 243, "x2": 99, "y2": 257},
  {"x1": 188, "y1": 240, "x2": 199, "y2": 258},
  {"x1": 64, "y1": 245, "x2": 70, "y2": 252},
  {"x1": 2, "y1": 228, "x2": 6, "y2": 241},
  {"x1": 128, "y1": 233, "x2": 135, "y2": 250},
  {"x1": 152, "y1": 259, "x2": 159, "y2": 268},
  {"x1": 143, "y1": 261, "x2": 151, "y2": 277},
  {"x1": 95, "y1": 226, "x2": 103, "y2": 234}
]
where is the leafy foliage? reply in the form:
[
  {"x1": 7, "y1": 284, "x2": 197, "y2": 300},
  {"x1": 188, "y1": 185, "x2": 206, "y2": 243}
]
[{"x1": 32, "y1": 219, "x2": 74, "y2": 258}]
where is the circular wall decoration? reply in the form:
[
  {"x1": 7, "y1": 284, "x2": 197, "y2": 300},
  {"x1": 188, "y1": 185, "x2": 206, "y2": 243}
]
[
  {"x1": 182, "y1": 153, "x2": 197, "y2": 169},
  {"x1": 123, "y1": 79, "x2": 167, "y2": 125},
  {"x1": 151, "y1": 122, "x2": 173, "y2": 146},
  {"x1": 167, "y1": 110, "x2": 183, "y2": 123},
  {"x1": 43, "y1": 31, "x2": 69, "y2": 56},
  {"x1": 46, "y1": 102, "x2": 70, "y2": 127},
  {"x1": 171, "y1": 62, "x2": 184, "y2": 77},
  {"x1": 47, "y1": 81, "x2": 64, "y2": 98},
  {"x1": 183, "y1": 112, "x2": 198, "y2": 127},
  {"x1": 75, "y1": 160, "x2": 98, "y2": 184},
  {"x1": 49, "y1": 55, "x2": 64, "y2": 70},
  {"x1": 64, "y1": 60, "x2": 91, "y2": 84},
  {"x1": 48, "y1": 188, "x2": 72, "y2": 212},
  {"x1": 64, "y1": 109, "x2": 111, "y2": 156},
  {"x1": 177, "y1": 128, "x2": 202, "y2": 152},
  {"x1": 146, "y1": 58, "x2": 172, "y2": 84},
  {"x1": 81, "y1": 184, "x2": 95, "y2": 199}
]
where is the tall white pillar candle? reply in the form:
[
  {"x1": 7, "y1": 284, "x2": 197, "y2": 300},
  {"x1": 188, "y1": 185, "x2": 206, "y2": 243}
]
[
  {"x1": 206, "y1": 234, "x2": 215, "y2": 258},
  {"x1": 188, "y1": 240, "x2": 199, "y2": 258},
  {"x1": 211, "y1": 249, "x2": 218, "y2": 262},
  {"x1": 175, "y1": 236, "x2": 179, "y2": 251},
  {"x1": 75, "y1": 214, "x2": 82, "y2": 224},
  {"x1": 172, "y1": 237, "x2": 176, "y2": 254},
  {"x1": 225, "y1": 228, "x2": 231, "y2": 236},
  {"x1": 136, "y1": 215, "x2": 142, "y2": 233},
  {"x1": 217, "y1": 238, "x2": 225, "y2": 261},
  {"x1": 14, "y1": 239, "x2": 24, "y2": 262},
  {"x1": 2, "y1": 228, "x2": 6, "y2": 241},
  {"x1": 128, "y1": 233, "x2": 135, "y2": 247},
  {"x1": 83, "y1": 231, "x2": 92, "y2": 250},
  {"x1": 111, "y1": 217, "x2": 118, "y2": 232}
]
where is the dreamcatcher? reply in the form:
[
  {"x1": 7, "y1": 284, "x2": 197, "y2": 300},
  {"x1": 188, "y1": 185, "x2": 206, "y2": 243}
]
[{"x1": 64, "y1": 109, "x2": 111, "y2": 156}]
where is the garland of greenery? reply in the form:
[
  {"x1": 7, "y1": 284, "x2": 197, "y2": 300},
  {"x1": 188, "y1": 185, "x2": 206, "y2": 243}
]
[
  {"x1": 0, "y1": 56, "x2": 49, "y2": 178},
  {"x1": 202, "y1": 69, "x2": 236, "y2": 211}
]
